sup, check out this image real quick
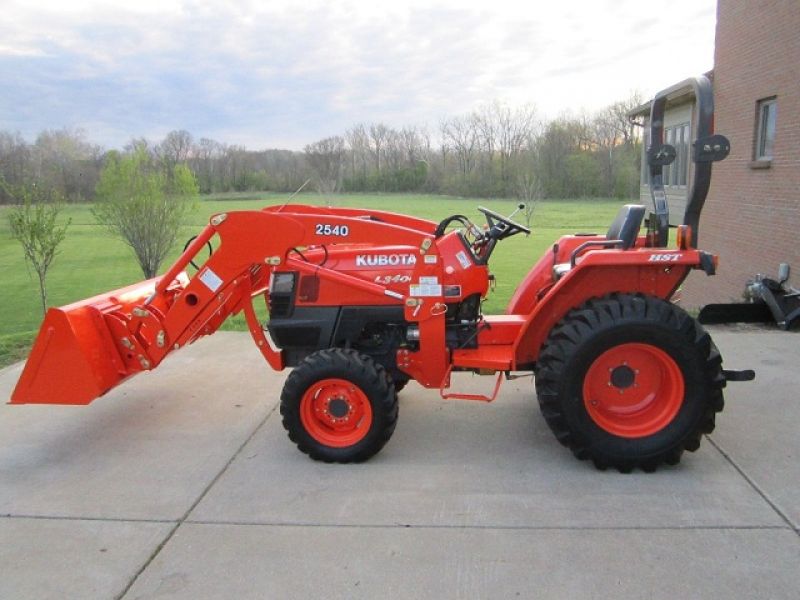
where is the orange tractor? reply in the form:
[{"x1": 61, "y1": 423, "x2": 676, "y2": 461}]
[{"x1": 9, "y1": 76, "x2": 753, "y2": 471}]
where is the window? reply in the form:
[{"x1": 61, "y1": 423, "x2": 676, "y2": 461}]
[
  {"x1": 662, "y1": 122, "x2": 689, "y2": 187},
  {"x1": 676, "y1": 123, "x2": 689, "y2": 186},
  {"x1": 641, "y1": 129, "x2": 650, "y2": 186},
  {"x1": 755, "y1": 98, "x2": 777, "y2": 160}
]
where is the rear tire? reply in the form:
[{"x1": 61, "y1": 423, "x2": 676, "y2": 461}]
[
  {"x1": 281, "y1": 348, "x2": 398, "y2": 463},
  {"x1": 535, "y1": 294, "x2": 725, "y2": 472}
]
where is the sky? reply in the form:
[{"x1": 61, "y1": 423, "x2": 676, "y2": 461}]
[{"x1": 0, "y1": 0, "x2": 718, "y2": 151}]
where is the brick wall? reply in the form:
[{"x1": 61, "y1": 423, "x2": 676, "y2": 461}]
[{"x1": 681, "y1": 0, "x2": 800, "y2": 307}]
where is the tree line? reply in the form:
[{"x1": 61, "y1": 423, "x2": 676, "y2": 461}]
[{"x1": 0, "y1": 92, "x2": 643, "y2": 205}]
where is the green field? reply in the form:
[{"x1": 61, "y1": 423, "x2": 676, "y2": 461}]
[{"x1": 0, "y1": 193, "x2": 622, "y2": 366}]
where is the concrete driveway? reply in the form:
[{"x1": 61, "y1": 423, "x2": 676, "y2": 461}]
[{"x1": 1, "y1": 328, "x2": 798, "y2": 599}]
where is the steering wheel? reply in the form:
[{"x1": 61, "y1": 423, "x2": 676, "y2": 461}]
[{"x1": 477, "y1": 205, "x2": 531, "y2": 240}]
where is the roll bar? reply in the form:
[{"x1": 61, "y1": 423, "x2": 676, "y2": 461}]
[{"x1": 647, "y1": 75, "x2": 730, "y2": 248}]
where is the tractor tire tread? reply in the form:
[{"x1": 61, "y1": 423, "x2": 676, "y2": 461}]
[
  {"x1": 535, "y1": 293, "x2": 726, "y2": 472},
  {"x1": 280, "y1": 348, "x2": 398, "y2": 463}
]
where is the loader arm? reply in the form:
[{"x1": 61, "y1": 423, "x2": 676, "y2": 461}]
[{"x1": 10, "y1": 208, "x2": 436, "y2": 406}]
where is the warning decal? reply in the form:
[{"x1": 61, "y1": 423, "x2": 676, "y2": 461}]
[
  {"x1": 410, "y1": 276, "x2": 442, "y2": 297},
  {"x1": 199, "y1": 268, "x2": 223, "y2": 292},
  {"x1": 456, "y1": 251, "x2": 471, "y2": 269}
]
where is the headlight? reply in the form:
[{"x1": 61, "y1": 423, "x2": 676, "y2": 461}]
[{"x1": 269, "y1": 272, "x2": 295, "y2": 294}]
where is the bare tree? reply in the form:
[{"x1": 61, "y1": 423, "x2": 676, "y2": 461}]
[
  {"x1": 368, "y1": 123, "x2": 389, "y2": 173},
  {"x1": 515, "y1": 166, "x2": 542, "y2": 228},
  {"x1": 158, "y1": 130, "x2": 193, "y2": 166},
  {"x1": 588, "y1": 92, "x2": 643, "y2": 196},
  {"x1": 189, "y1": 137, "x2": 224, "y2": 193},
  {"x1": 496, "y1": 103, "x2": 537, "y2": 184},
  {"x1": 123, "y1": 137, "x2": 152, "y2": 155},
  {"x1": 441, "y1": 116, "x2": 479, "y2": 177},
  {"x1": 607, "y1": 93, "x2": 644, "y2": 146},
  {"x1": 345, "y1": 124, "x2": 370, "y2": 180},
  {"x1": 398, "y1": 127, "x2": 422, "y2": 164},
  {"x1": 0, "y1": 131, "x2": 31, "y2": 202},
  {"x1": 224, "y1": 145, "x2": 248, "y2": 190},
  {"x1": 418, "y1": 126, "x2": 433, "y2": 157},
  {"x1": 473, "y1": 105, "x2": 497, "y2": 179},
  {"x1": 536, "y1": 117, "x2": 585, "y2": 197},
  {"x1": 304, "y1": 136, "x2": 345, "y2": 197},
  {"x1": 31, "y1": 128, "x2": 102, "y2": 201},
  {"x1": 512, "y1": 134, "x2": 542, "y2": 227}
]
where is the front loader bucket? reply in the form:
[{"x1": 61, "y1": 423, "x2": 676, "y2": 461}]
[{"x1": 9, "y1": 279, "x2": 162, "y2": 406}]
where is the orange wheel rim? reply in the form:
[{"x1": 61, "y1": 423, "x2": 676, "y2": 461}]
[
  {"x1": 583, "y1": 343, "x2": 684, "y2": 438},
  {"x1": 300, "y1": 378, "x2": 373, "y2": 447}
]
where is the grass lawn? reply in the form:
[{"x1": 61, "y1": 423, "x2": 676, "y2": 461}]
[{"x1": 0, "y1": 193, "x2": 622, "y2": 367}]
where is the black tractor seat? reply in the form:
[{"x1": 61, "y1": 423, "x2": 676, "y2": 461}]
[
  {"x1": 607, "y1": 204, "x2": 647, "y2": 250},
  {"x1": 553, "y1": 204, "x2": 647, "y2": 279}
]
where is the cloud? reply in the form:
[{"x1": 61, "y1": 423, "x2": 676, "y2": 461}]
[{"x1": 0, "y1": 0, "x2": 717, "y2": 149}]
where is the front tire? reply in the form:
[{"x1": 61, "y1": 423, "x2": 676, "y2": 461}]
[
  {"x1": 280, "y1": 349, "x2": 398, "y2": 463},
  {"x1": 392, "y1": 376, "x2": 410, "y2": 393},
  {"x1": 535, "y1": 294, "x2": 725, "y2": 472}
]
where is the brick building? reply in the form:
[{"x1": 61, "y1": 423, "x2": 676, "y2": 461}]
[{"x1": 633, "y1": 0, "x2": 799, "y2": 307}]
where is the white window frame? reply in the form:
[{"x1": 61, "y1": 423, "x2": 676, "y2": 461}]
[{"x1": 755, "y1": 97, "x2": 777, "y2": 161}]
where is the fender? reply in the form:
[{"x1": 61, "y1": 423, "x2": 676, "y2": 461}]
[{"x1": 511, "y1": 248, "x2": 703, "y2": 367}]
